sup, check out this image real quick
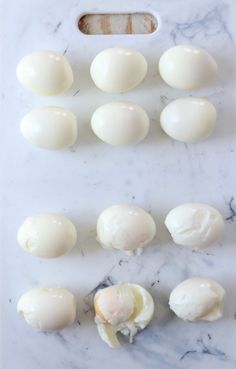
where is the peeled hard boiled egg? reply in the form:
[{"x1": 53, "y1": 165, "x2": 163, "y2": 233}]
[
  {"x1": 16, "y1": 51, "x2": 74, "y2": 95},
  {"x1": 17, "y1": 213, "x2": 77, "y2": 258},
  {"x1": 159, "y1": 45, "x2": 217, "y2": 89},
  {"x1": 160, "y1": 97, "x2": 217, "y2": 143},
  {"x1": 97, "y1": 204, "x2": 156, "y2": 255},
  {"x1": 165, "y1": 203, "x2": 224, "y2": 249},
  {"x1": 20, "y1": 106, "x2": 78, "y2": 150},
  {"x1": 169, "y1": 277, "x2": 225, "y2": 322},
  {"x1": 91, "y1": 101, "x2": 150, "y2": 146},
  {"x1": 94, "y1": 284, "x2": 154, "y2": 348},
  {"x1": 90, "y1": 48, "x2": 147, "y2": 93},
  {"x1": 17, "y1": 287, "x2": 77, "y2": 330}
]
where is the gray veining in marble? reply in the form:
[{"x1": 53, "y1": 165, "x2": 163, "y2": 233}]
[{"x1": 1, "y1": 0, "x2": 236, "y2": 368}]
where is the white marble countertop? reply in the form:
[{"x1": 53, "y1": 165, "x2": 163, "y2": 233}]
[{"x1": 1, "y1": 0, "x2": 236, "y2": 368}]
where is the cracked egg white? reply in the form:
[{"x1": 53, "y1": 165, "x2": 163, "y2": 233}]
[
  {"x1": 165, "y1": 203, "x2": 224, "y2": 249},
  {"x1": 94, "y1": 284, "x2": 154, "y2": 348},
  {"x1": 169, "y1": 277, "x2": 225, "y2": 322}
]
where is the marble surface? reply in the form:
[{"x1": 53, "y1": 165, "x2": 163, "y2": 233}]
[{"x1": 1, "y1": 0, "x2": 236, "y2": 368}]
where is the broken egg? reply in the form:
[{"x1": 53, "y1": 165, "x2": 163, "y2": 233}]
[{"x1": 94, "y1": 284, "x2": 154, "y2": 348}]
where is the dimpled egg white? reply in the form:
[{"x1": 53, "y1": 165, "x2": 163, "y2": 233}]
[
  {"x1": 20, "y1": 106, "x2": 78, "y2": 150},
  {"x1": 97, "y1": 204, "x2": 156, "y2": 255},
  {"x1": 90, "y1": 48, "x2": 147, "y2": 93},
  {"x1": 17, "y1": 214, "x2": 77, "y2": 258},
  {"x1": 91, "y1": 101, "x2": 150, "y2": 146},
  {"x1": 165, "y1": 203, "x2": 224, "y2": 249},
  {"x1": 16, "y1": 51, "x2": 74, "y2": 95},
  {"x1": 17, "y1": 287, "x2": 77, "y2": 331},
  {"x1": 94, "y1": 284, "x2": 154, "y2": 348},
  {"x1": 159, "y1": 45, "x2": 217, "y2": 90},
  {"x1": 160, "y1": 97, "x2": 217, "y2": 143},
  {"x1": 169, "y1": 277, "x2": 225, "y2": 322}
]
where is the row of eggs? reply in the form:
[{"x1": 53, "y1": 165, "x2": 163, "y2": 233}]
[
  {"x1": 17, "y1": 45, "x2": 217, "y2": 95},
  {"x1": 18, "y1": 278, "x2": 225, "y2": 348},
  {"x1": 20, "y1": 98, "x2": 217, "y2": 149},
  {"x1": 17, "y1": 203, "x2": 224, "y2": 259}
]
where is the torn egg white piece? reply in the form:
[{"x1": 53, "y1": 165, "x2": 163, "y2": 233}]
[
  {"x1": 169, "y1": 277, "x2": 225, "y2": 322},
  {"x1": 94, "y1": 284, "x2": 154, "y2": 348},
  {"x1": 17, "y1": 213, "x2": 77, "y2": 258},
  {"x1": 165, "y1": 203, "x2": 224, "y2": 249},
  {"x1": 20, "y1": 106, "x2": 78, "y2": 150},
  {"x1": 17, "y1": 287, "x2": 77, "y2": 330},
  {"x1": 90, "y1": 47, "x2": 147, "y2": 93},
  {"x1": 159, "y1": 45, "x2": 217, "y2": 90},
  {"x1": 91, "y1": 101, "x2": 150, "y2": 146},
  {"x1": 16, "y1": 51, "x2": 74, "y2": 95},
  {"x1": 96, "y1": 204, "x2": 156, "y2": 255}
]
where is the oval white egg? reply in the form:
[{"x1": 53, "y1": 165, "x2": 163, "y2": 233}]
[
  {"x1": 94, "y1": 283, "x2": 154, "y2": 348},
  {"x1": 90, "y1": 48, "x2": 147, "y2": 93},
  {"x1": 16, "y1": 51, "x2": 74, "y2": 95},
  {"x1": 169, "y1": 277, "x2": 225, "y2": 322},
  {"x1": 91, "y1": 101, "x2": 150, "y2": 146},
  {"x1": 165, "y1": 203, "x2": 224, "y2": 249},
  {"x1": 20, "y1": 106, "x2": 78, "y2": 150},
  {"x1": 160, "y1": 97, "x2": 217, "y2": 143},
  {"x1": 97, "y1": 204, "x2": 156, "y2": 255},
  {"x1": 159, "y1": 45, "x2": 217, "y2": 90},
  {"x1": 17, "y1": 287, "x2": 77, "y2": 330},
  {"x1": 17, "y1": 214, "x2": 77, "y2": 258}
]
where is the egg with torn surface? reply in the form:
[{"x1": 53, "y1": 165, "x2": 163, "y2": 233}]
[
  {"x1": 20, "y1": 106, "x2": 78, "y2": 150},
  {"x1": 165, "y1": 203, "x2": 224, "y2": 249},
  {"x1": 96, "y1": 204, "x2": 156, "y2": 255},
  {"x1": 17, "y1": 287, "x2": 77, "y2": 331},
  {"x1": 159, "y1": 45, "x2": 217, "y2": 90},
  {"x1": 90, "y1": 47, "x2": 147, "y2": 93},
  {"x1": 169, "y1": 277, "x2": 225, "y2": 322},
  {"x1": 91, "y1": 101, "x2": 150, "y2": 146},
  {"x1": 94, "y1": 284, "x2": 154, "y2": 348},
  {"x1": 16, "y1": 50, "x2": 73, "y2": 95},
  {"x1": 17, "y1": 213, "x2": 77, "y2": 258}
]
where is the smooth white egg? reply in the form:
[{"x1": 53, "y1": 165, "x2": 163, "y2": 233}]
[
  {"x1": 17, "y1": 214, "x2": 77, "y2": 258},
  {"x1": 165, "y1": 203, "x2": 224, "y2": 249},
  {"x1": 94, "y1": 284, "x2": 154, "y2": 348},
  {"x1": 90, "y1": 48, "x2": 147, "y2": 93},
  {"x1": 91, "y1": 101, "x2": 150, "y2": 146},
  {"x1": 16, "y1": 51, "x2": 74, "y2": 95},
  {"x1": 159, "y1": 45, "x2": 217, "y2": 89},
  {"x1": 97, "y1": 204, "x2": 156, "y2": 255},
  {"x1": 20, "y1": 106, "x2": 78, "y2": 150},
  {"x1": 17, "y1": 287, "x2": 77, "y2": 330},
  {"x1": 169, "y1": 277, "x2": 225, "y2": 322},
  {"x1": 160, "y1": 97, "x2": 217, "y2": 143}
]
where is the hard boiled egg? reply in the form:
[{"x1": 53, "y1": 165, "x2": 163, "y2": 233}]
[
  {"x1": 16, "y1": 51, "x2": 74, "y2": 95},
  {"x1": 90, "y1": 48, "x2": 147, "y2": 93},
  {"x1": 17, "y1": 287, "x2": 77, "y2": 330},
  {"x1": 17, "y1": 213, "x2": 77, "y2": 258},
  {"x1": 160, "y1": 97, "x2": 217, "y2": 143},
  {"x1": 20, "y1": 106, "x2": 78, "y2": 150},
  {"x1": 165, "y1": 203, "x2": 224, "y2": 249},
  {"x1": 94, "y1": 284, "x2": 154, "y2": 348},
  {"x1": 159, "y1": 45, "x2": 217, "y2": 89},
  {"x1": 91, "y1": 101, "x2": 150, "y2": 146},
  {"x1": 169, "y1": 277, "x2": 225, "y2": 322},
  {"x1": 97, "y1": 204, "x2": 156, "y2": 255}
]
